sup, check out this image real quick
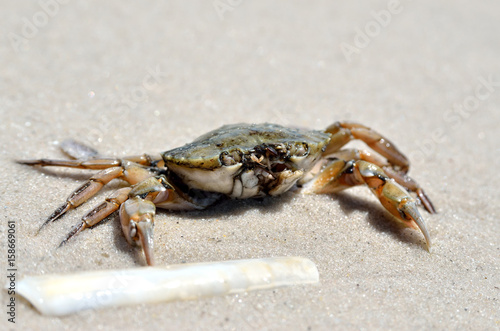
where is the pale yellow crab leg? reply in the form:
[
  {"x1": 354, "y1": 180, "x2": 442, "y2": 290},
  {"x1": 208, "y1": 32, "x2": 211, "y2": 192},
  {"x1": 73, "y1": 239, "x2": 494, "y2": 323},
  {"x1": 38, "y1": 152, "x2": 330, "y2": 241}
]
[
  {"x1": 59, "y1": 176, "x2": 166, "y2": 253},
  {"x1": 324, "y1": 148, "x2": 436, "y2": 214},
  {"x1": 33, "y1": 161, "x2": 158, "y2": 232},
  {"x1": 306, "y1": 159, "x2": 432, "y2": 250},
  {"x1": 324, "y1": 121, "x2": 410, "y2": 173},
  {"x1": 59, "y1": 174, "x2": 215, "y2": 266},
  {"x1": 38, "y1": 166, "x2": 125, "y2": 232},
  {"x1": 59, "y1": 187, "x2": 132, "y2": 247},
  {"x1": 17, "y1": 154, "x2": 157, "y2": 169}
]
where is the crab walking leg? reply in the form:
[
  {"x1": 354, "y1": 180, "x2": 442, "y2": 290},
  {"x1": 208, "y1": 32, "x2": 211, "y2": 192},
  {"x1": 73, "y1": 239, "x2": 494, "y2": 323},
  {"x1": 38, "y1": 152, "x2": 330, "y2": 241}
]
[
  {"x1": 307, "y1": 159, "x2": 432, "y2": 250},
  {"x1": 324, "y1": 149, "x2": 436, "y2": 214},
  {"x1": 59, "y1": 187, "x2": 132, "y2": 246},
  {"x1": 324, "y1": 148, "x2": 389, "y2": 168},
  {"x1": 59, "y1": 175, "x2": 175, "y2": 256},
  {"x1": 61, "y1": 173, "x2": 215, "y2": 266},
  {"x1": 324, "y1": 122, "x2": 410, "y2": 173},
  {"x1": 17, "y1": 154, "x2": 158, "y2": 169},
  {"x1": 38, "y1": 166, "x2": 125, "y2": 231},
  {"x1": 37, "y1": 161, "x2": 159, "y2": 231}
]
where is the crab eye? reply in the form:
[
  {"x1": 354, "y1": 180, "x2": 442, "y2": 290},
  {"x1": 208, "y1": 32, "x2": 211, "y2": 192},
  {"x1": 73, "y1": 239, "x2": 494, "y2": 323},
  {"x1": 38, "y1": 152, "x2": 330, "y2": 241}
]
[
  {"x1": 219, "y1": 150, "x2": 242, "y2": 166},
  {"x1": 288, "y1": 142, "x2": 309, "y2": 157}
]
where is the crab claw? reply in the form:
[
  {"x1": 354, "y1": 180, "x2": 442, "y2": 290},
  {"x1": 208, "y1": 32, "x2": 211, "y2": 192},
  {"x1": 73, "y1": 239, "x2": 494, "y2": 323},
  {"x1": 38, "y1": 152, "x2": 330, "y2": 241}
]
[
  {"x1": 356, "y1": 161, "x2": 432, "y2": 250},
  {"x1": 120, "y1": 197, "x2": 157, "y2": 266},
  {"x1": 398, "y1": 200, "x2": 432, "y2": 251},
  {"x1": 377, "y1": 179, "x2": 432, "y2": 251},
  {"x1": 136, "y1": 220, "x2": 155, "y2": 266}
]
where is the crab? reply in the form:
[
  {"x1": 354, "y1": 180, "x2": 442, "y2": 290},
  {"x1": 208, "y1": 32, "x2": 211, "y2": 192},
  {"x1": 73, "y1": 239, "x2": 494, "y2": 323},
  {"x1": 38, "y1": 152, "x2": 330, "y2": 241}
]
[{"x1": 18, "y1": 122, "x2": 436, "y2": 265}]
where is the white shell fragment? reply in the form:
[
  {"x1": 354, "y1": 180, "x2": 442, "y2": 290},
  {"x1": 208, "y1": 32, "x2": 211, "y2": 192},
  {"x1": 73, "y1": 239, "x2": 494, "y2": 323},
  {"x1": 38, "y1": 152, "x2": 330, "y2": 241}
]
[{"x1": 16, "y1": 257, "x2": 319, "y2": 316}]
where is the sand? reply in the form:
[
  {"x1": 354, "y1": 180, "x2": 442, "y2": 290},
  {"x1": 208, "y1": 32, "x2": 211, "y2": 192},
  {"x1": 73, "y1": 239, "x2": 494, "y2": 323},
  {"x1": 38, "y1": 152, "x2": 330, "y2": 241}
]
[{"x1": 1, "y1": 1, "x2": 499, "y2": 330}]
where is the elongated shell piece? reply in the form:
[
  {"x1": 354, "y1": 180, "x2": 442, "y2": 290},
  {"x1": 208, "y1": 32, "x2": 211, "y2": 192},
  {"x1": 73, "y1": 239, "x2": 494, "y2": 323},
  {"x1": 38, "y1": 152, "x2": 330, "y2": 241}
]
[{"x1": 16, "y1": 257, "x2": 319, "y2": 316}]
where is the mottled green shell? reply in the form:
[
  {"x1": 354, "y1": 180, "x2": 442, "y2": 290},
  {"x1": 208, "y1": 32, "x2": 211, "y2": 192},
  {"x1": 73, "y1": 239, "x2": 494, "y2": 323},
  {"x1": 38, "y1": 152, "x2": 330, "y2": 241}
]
[{"x1": 162, "y1": 123, "x2": 331, "y2": 170}]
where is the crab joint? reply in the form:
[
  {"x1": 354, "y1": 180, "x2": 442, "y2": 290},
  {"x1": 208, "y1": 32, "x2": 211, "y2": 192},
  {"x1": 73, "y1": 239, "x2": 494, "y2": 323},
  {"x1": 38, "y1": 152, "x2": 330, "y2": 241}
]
[{"x1": 120, "y1": 197, "x2": 156, "y2": 265}]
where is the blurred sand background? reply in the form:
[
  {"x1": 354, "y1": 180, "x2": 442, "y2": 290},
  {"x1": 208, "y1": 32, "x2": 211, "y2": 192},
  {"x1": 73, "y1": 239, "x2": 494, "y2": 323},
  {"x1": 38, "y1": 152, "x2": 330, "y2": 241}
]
[{"x1": 1, "y1": 1, "x2": 499, "y2": 330}]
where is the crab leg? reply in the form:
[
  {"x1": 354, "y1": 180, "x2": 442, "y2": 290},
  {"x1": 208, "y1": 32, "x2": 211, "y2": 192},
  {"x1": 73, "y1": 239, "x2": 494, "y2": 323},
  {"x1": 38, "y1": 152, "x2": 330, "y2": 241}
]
[
  {"x1": 59, "y1": 187, "x2": 132, "y2": 246},
  {"x1": 17, "y1": 154, "x2": 157, "y2": 169},
  {"x1": 117, "y1": 175, "x2": 221, "y2": 265},
  {"x1": 17, "y1": 138, "x2": 159, "y2": 168},
  {"x1": 306, "y1": 159, "x2": 432, "y2": 250},
  {"x1": 324, "y1": 148, "x2": 436, "y2": 214},
  {"x1": 58, "y1": 176, "x2": 169, "y2": 257},
  {"x1": 324, "y1": 122, "x2": 410, "y2": 173},
  {"x1": 37, "y1": 166, "x2": 125, "y2": 231},
  {"x1": 59, "y1": 174, "x2": 203, "y2": 266},
  {"x1": 120, "y1": 197, "x2": 157, "y2": 266},
  {"x1": 30, "y1": 161, "x2": 158, "y2": 232},
  {"x1": 56, "y1": 172, "x2": 216, "y2": 265},
  {"x1": 117, "y1": 175, "x2": 180, "y2": 266}
]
